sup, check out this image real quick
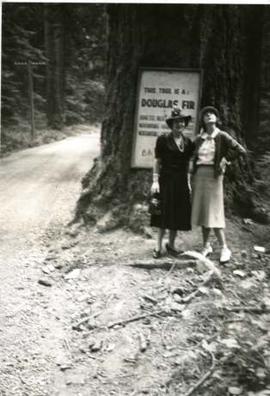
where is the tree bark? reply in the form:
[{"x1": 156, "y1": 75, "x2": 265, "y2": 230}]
[
  {"x1": 76, "y1": 4, "x2": 267, "y2": 229},
  {"x1": 258, "y1": 6, "x2": 270, "y2": 153},
  {"x1": 242, "y1": 6, "x2": 264, "y2": 147}
]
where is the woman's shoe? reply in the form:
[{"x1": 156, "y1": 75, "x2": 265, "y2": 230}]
[
  {"x1": 153, "y1": 249, "x2": 162, "y2": 259},
  {"x1": 165, "y1": 243, "x2": 183, "y2": 257},
  {"x1": 201, "y1": 244, "x2": 213, "y2": 257},
  {"x1": 220, "y1": 246, "x2": 231, "y2": 263}
]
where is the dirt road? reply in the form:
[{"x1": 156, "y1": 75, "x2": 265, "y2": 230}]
[{"x1": 0, "y1": 129, "x2": 100, "y2": 395}]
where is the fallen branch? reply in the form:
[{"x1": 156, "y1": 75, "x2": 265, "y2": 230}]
[
  {"x1": 183, "y1": 350, "x2": 216, "y2": 396},
  {"x1": 107, "y1": 310, "x2": 165, "y2": 329},
  {"x1": 107, "y1": 305, "x2": 185, "y2": 329},
  {"x1": 126, "y1": 258, "x2": 197, "y2": 271},
  {"x1": 225, "y1": 305, "x2": 270, "y2": 314}
]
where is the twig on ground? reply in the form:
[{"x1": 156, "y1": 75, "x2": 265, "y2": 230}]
[
  {"x1": 138, "y1": 332, "x2": 148, "y2": 352},
  {"x1": 107, "y1": 310, "x2": 165, "y2": 329},
  {"x1": 182, "y1": 350, "x2": 216, "y2": 396},
  {"x1": 72, "y1": 310, "x2": 103, "y2": 330},
  {"x1": 161, "y1": 317, "x2": 174, "y2": 349},
  {"x1": 165, "y1": 262, "x2": 176, "y2": 278},
  {"x1": 227, "y1": 288, "x2": 246, "y2": 306},
  {"x1": 223, "y1": 318, "x2": 247, "y2": 323},
  {"x1": 142, "y1": 294, "x2": 158, "y2": 305},
  {"x1": 181, "y1": 270, "x2": 216, "y2": 304},
  {"x1": 107, "y1": 305, "x2": 185, "y2": 329},
  {"x1": 18, "y1": 373, "x2": 27, "y2": 385},
  {"x1": 157, "y1": 262, "x2": 177, "y2": 288},
  {"x1": 225, "y1": 305, "x2": 270, "y2": 314},
  {"x1": 63, "y1": 338, "x2": 71, "y2": 352}
]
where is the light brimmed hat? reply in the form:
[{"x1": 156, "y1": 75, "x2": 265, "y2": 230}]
[
  {"x1": 199, "y1": 106, "x2": 220, "y2": 123},
  {"x1": 166, "y1": 107, "x2": 192, "y2": 129}
]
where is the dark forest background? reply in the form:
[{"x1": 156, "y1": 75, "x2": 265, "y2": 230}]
[{"x1": 1, "y1": 3, "x2": 106, "y2": 151}]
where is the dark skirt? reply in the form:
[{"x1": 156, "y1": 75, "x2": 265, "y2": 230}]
[{"x1": 150, "y1": 170, "x2": 192, "y2": 231}]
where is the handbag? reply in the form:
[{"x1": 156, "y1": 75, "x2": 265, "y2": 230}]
[{"x1": 148, "y1": 192, "x2": 161, "y2": 216}]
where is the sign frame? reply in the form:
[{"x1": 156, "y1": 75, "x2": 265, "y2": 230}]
[{"x1": 131, "y1": 67, "x2": 203, "y2": 169}]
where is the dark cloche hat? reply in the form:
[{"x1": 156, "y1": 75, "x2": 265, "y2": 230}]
[
  {"x1": 199, "y1": 106, "x2": 220, "y2": 122},
  {"x1": 166, "y1": 107, "x2": 192, "y2": 129}
]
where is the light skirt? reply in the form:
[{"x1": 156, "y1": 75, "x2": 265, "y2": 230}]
[{"x1": 191, "y1": 166, "x2": 225, "y2": 228}]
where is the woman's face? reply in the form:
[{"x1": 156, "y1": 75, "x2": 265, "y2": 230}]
[
  {"x1": 203, "y1": 111, "x2": 217, "y2": 125},
  {"x1": 172, "y1": 118, "x2": 185, "y2": 133}
]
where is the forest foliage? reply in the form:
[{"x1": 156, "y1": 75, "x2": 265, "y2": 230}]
[{"x1": 1, "y1": 3, "x2": 106, "y2": 152}]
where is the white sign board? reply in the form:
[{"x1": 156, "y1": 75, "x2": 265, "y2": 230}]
[{"x1": 131, "y1": 68, "x2": 202, "y2": 168}]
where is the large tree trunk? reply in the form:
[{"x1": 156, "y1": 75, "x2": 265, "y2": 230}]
[
  {"x1": 76, "y1": 4, "x2": 267, "y2": 230},
  {"x1": 44, "y1": 5, "x2": 65, "y2": 129},
  {"x1": 242, "y1": 6, "x2": 264, "y2": 147},
  {"x1": 259, "y1": 6, "x2": 270, "y2": 152}
]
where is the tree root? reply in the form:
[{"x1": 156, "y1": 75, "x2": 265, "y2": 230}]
[{"x1": 182, "y1": 251, "x2": 221, "y2": 278}]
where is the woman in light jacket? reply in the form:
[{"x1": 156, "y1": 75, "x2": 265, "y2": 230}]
[{"x1": 191, "y1": 106, "x2": 247, "y2": 263}]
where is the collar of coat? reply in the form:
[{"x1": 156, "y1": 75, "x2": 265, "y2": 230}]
[{"x1": 199, "y1": 127, "x2": 220, "y2": 140}]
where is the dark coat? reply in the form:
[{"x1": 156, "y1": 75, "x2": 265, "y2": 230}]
[
  {"x1": 150, "y1": 132, "x2": 195, "y2": 231},
  {"x1": 191, "y1": 129, "x2": 246, "y2": 178}
]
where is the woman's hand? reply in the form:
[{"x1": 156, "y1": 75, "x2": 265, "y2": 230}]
[
  {"x1": 187, "y1": 173, "x2": 192, "y2": 193},
  {"x1": 219, "y1": 157, "x2": 231, "y2": 173},
  {"x1": 151, "y1": 181, "x2": 160, "y2": 194}
]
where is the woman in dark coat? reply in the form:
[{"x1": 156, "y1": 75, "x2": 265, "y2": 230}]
[{"x1": 150, "y1": 107, "x2": 195, "y2": 258}]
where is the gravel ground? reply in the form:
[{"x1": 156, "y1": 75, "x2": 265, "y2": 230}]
[{"x1": 1, "y1": 128, "x2": 270, "y2": 396}]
